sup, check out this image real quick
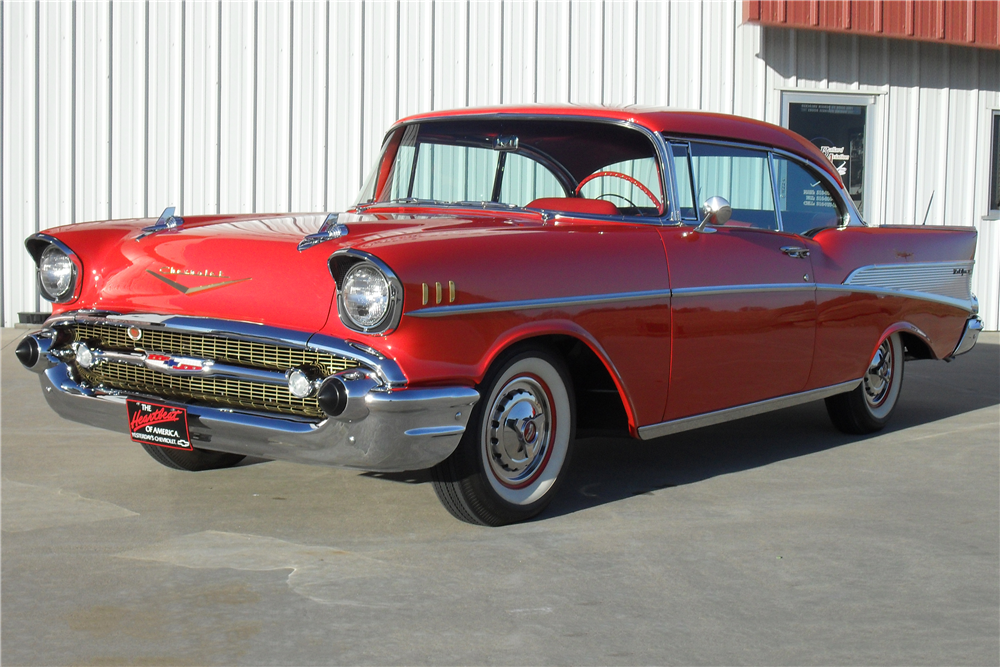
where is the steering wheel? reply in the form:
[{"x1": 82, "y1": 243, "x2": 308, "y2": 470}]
[
  {"x1": 596, "y1": 192, "x2": 639, "y2": 209},
  {"x1": 575, "y1": 171, "x2": 662, "y2": 210}
]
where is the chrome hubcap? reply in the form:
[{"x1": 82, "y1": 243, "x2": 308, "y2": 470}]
[
  {"x1": 864, "y1": 339, "x2": 894, "y2": 407},
  {"x1": 487, "y1": 376, "x2": 552, "y2": 487}
]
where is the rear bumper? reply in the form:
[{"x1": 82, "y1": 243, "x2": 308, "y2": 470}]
[
  {"x1": 21, "y1": 324, "x2": 478, "y2": 472},
  {"x1": 950, "y1": 316, "x2": 984, "y2": 358}
]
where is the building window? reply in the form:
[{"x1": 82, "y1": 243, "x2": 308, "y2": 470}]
[
  {"x1": 781, "y1": 93, "x2": 876, "y2": 218},
  {"x1": 991, "y1": 111, "x2": 1000, "y2": 216}
]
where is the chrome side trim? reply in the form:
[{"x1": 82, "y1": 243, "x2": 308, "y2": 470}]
[
  {"x1": 406, "y1": 288, "x2": 673, "y2": 318},
  {"x1": 672, "y1": 283, "x2": 814, "y2": 298},
  {"x1": 844, "y1": 261, "x2": 974, "y2": 301},
  {"x1": 816, "y1": 283, "x2": 976, "y2": 313},
  {"x1": 637, "y1": 379, "x2": 862, "y2": 440},
  {"x1": 950, "y1": 316, "x2": 984, "y2": 358}
]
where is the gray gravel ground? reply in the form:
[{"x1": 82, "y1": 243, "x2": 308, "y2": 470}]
[{"x1": 2, "y1": 328, "x2": 998, "y2": 666}]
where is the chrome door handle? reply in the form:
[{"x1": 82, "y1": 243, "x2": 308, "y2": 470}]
[{"x1": 780, "y1": 246, "x2": 810, "y2": 258}]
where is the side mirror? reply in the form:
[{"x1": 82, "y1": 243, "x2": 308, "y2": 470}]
[{"x1": 694, "y1": 196, "x2": 732, "y2": 234}]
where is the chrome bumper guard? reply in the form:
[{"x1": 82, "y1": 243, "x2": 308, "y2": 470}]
[
  {"x1": 950, "y1": 316, "x2": 984, "y2": 358},
  {"x1": 19, "y1": 319, "x2": 479, "y2": 472}
]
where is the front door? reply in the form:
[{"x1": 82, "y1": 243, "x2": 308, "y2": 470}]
[{"x1": 661, "y1": 142, "x2": 817, "y2": 421}]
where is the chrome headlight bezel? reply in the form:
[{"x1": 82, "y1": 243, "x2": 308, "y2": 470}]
[
  {"x1": 330, "y1": 250, "x2": 404, "y2": 335},
  {"x1": 26, "y1": 235, "x2": 81, "y2": 303}
]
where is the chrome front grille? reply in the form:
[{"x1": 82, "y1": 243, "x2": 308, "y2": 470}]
[
  {"x1": 67, "y1": 323, "x2": 361, "y2": 418},
  {"x1": 73, "y1": 323, "x2": 358, "y2": 376}
]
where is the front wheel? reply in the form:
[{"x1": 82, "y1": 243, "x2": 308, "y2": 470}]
[
  {"x1": 825, "y1": 332, "x2": 905, "y2": 434},
  {"x1": 432, "y1": 347, "x2": 575, "y2": 526},
  {"x1": 141, "y1": 443, "x2": 246, "y2": 471}
]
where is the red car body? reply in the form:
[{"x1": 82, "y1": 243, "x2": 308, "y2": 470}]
[{"x1": 18, "y1": 106, "x2": 983, "y2": 525}]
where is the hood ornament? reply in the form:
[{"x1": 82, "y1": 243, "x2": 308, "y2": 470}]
[
  {"x1": 298, "y1": 213, "x2": 350, "y2": 252},
  {"x1": 136, "y1": 207, "x2": 184, "y2": 242}
]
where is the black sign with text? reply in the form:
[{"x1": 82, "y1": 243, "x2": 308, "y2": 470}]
[{"x1": 126, "y1": 398, "x2": 192, "y2": 450}]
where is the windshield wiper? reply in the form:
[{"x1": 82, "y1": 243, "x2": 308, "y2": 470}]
[
  {"x1": 386, "y1": 197, "x2": 448, "y2": 205},
  {"x1": 453, "y1": 200, "x2": 522, "y2": 210}
]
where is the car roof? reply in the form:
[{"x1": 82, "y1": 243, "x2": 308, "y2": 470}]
[{"x1": 397, "y1": 105, "x2": 843, "y2": 185}]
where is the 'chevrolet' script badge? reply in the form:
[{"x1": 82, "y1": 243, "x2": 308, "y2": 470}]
[{"x1": 147, "y1": 266, "x2": 251, "y2": 295}]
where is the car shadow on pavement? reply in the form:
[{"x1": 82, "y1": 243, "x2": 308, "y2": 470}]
[
  {"x1": 542, "y1": 340, "x2": 1000, "y2": 521},
  {"x1": 361, "y1": 338, "x2": 999, "y2": 522}
]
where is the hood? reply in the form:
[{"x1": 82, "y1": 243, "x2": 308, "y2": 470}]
[{"x1": 45, "y1": 209, "x2": 533, "y2": 333}]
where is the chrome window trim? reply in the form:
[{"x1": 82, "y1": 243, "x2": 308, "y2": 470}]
[
  {"x1": 366, "y1": 113, "x2": 676, "y2": 226},
  {"x1": 767, "y1": 151, "x2": 785, "y2": 232},
  {"x1": 665, "y1": 141, "x2": 696, "y2": 224},
  {"x1": 406, "y1": 289, "x2": 673, "y2": 318},
  {"x1": 660, "y1": 134, "x2": 863, "y2": 231},
  {"x1": 638, "y1": 378, "x2": 862, "y2": 440}
]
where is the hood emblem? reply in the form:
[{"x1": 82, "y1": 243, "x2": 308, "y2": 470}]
[
  {"x1": 298, "y1": 213, "x2": 350, "y2": 251},
  {"x1": 136, "y1": 206, "x2": 184, "y2": 242},
  {"x1": 146, "y1": 267, "x2": 251, "y2": 295}
]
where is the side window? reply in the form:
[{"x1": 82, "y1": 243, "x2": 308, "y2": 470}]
[
  {"x1": 772, "y1": 156, "x2": 843, "y2": 235},
  {"x1": 577, "y1": 157, "x2": 664, "y2": 216},
  {"x1": 499, "y1": 153, "x2": 566, "y2": 206},
  {"x1": 688, "y1": 143, "x2": 778, "y2": 230},
  {"x1": 670, "y1": 144, "x2": 697, "y2": 220}
]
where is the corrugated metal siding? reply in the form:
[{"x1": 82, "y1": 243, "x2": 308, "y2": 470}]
[
  {"x1": 762, "y1": 25, "x2": 1000, "y2": 329},
  {"x1": 746, "y1": 0, "x2": 1000, "y2": 50},
  {"x1": 1, "y1": 0, "x2": 997, "y2": 331}
]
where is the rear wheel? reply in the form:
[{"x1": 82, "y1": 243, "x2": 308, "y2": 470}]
[
  {"x1": 141, "y1": 443, "x2": 246, "y2": 471},
  {"x1": 432, "y1": 347, "x2": 574, "y2": 526},
  {"x1": 825, "y1": 333, "x2": 904, "y2": 434}
]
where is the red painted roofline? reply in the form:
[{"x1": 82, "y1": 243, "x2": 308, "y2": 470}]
[{"x1": 394, "y1": 105, "x2": 845, "y2": 185}]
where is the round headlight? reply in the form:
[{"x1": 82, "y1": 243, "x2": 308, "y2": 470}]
[
  {"x1": 39, "y1": 244, "x2": 76, "y2": 301},
  {"x1": 341, "y1": 263, "x2": 391, "y2": 329}
]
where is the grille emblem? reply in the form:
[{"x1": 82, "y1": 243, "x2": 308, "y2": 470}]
[
  {"x1": 144, "y1": 352, "x2": 214, "y2": 374},
  {"x1": 127, "y1": 326, "x2": 142, "y2": 341}
]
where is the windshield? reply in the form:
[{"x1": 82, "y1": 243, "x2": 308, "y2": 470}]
[{"x1": 357, "y1": 118, "x2": 666, "y2": 217}]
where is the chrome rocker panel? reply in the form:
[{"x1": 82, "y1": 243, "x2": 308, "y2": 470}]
[
  {"x1": 23, "y1": 315, "x2": 479, "y2": 472},
  {"x1": 637, "y1": 379, "x2": 863, "y2": 441}
]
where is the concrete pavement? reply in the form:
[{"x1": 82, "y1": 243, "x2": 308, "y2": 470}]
[{"x1": 2, "y1": 328, "x2": 997, "y2": 665}]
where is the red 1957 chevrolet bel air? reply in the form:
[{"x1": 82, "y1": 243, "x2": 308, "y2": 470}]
[{"x1": 17, "y1": 106, "x2": 982, "y2": 525}]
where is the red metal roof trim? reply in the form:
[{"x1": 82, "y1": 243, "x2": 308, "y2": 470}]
[
  {"x1": 745, "y1": 1, "x2": 1000, "y2": 50},
  {"x1": 397, "y1": 105, "x2": 846, "y2": 185}
]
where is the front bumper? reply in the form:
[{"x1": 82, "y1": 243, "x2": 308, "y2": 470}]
[{"x1": 20, "y1": 319, "x2": 479, "y2": 472}]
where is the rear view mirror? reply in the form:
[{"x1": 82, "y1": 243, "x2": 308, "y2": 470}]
[{"x1": 695, "y1": 196, "x2": 732, "y2": 233}]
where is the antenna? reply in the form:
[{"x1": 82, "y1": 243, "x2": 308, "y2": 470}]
[{"x1": 921, "y1": 191, "x2": 935, "y2": 226}]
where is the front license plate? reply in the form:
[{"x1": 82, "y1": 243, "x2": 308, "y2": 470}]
[{"x1": 126, "y1": 398, "x2": 192, "y2": 450}]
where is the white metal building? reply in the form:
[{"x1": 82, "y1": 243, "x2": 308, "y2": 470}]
[{"x1": 2, "y1": 0, "x2": 998, "y2": 328}]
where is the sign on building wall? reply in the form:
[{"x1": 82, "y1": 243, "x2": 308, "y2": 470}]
[{"x1": 781, "y1": 93, "x2": 876, "y2": 218}]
